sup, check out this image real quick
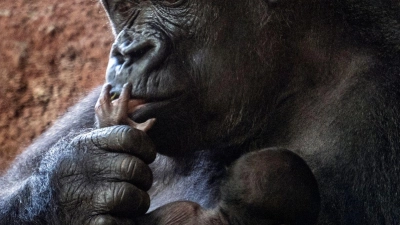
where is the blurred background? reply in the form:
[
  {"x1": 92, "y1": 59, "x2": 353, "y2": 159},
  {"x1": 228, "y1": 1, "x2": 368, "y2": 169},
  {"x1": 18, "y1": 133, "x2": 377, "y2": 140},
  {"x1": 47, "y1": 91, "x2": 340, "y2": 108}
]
[{"x1": 0, "y1": 0, "x2": 113, "y2": 171}]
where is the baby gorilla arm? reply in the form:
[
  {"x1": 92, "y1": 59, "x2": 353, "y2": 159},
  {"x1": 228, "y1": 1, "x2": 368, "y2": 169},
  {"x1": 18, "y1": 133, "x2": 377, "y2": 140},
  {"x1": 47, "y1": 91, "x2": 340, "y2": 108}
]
[{"x1": 135, "y1": 149, "x2": 320, "y2": 225}]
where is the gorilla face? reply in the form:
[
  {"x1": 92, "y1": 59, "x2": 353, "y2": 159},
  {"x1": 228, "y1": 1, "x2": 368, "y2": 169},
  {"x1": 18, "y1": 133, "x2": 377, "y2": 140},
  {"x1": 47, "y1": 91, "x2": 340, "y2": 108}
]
[{"x1": 101, "y1": 0, "x2": 288, "y2": 155}]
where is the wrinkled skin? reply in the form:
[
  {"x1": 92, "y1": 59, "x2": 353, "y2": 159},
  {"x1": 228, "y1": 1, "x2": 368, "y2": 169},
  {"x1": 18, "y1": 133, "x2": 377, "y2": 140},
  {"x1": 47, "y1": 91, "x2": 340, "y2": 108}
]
[{"x1": 1, "y1": 0, "x2": 400, "y2": 225}]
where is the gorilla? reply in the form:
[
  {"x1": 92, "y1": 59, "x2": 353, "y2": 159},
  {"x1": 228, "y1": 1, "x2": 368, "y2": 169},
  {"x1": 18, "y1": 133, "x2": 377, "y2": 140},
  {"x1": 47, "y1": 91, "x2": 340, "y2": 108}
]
[{"x1": 1, "y1": 0, "x2": 399, "y2": 224}]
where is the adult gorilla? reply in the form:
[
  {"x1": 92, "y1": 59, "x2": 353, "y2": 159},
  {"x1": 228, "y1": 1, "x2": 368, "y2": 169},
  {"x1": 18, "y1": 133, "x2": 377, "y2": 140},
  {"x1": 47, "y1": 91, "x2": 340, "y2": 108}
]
[{"x1": 1, "y1": 0, "x2": 400, "y2": 224}]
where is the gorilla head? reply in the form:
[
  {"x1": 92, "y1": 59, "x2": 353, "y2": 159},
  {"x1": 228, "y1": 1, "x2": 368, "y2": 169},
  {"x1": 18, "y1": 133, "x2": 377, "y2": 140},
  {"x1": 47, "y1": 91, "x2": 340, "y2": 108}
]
[
  {"x1": 1, "y1": 1, "x2": 399, "y2": 225},
  {"x1": 101, "y1": 0, "x2": 300, "y2": 155}
]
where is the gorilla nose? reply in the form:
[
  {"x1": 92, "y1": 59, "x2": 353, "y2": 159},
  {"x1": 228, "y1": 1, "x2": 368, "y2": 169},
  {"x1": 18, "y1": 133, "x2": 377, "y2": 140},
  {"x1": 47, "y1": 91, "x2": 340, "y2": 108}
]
[
  {"x1": 117, "y1": 38, "x2": 156, "y2": 66},
  {"x1": 106, "y1": 29, "x2": 169, "y2": 91}
]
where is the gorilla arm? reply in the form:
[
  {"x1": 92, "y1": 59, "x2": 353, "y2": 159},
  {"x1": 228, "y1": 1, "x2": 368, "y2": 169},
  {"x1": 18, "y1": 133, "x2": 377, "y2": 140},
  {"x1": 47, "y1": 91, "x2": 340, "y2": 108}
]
[
  {"x1": 0, "y1": 86, "x2": 158, "y2": 224},
  {"x1": 0, "y1": 88, "x2": 101, "y2": 223},
  {"x1": 135, "y1": 149, "x2": 320, "y2": 225}
]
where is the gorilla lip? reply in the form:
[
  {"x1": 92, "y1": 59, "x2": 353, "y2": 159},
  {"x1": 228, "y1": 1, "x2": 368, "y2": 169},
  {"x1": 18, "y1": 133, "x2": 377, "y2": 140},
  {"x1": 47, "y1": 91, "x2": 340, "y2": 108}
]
[
  {"x1": 127, "y1": 91, "x2": 185, "y2": 113},
  {"x1": 127, "y1": 96, "x2": 176, "y2": 115},
  {"x1": 127, "y1": 94, "x2": 185, "y2": 123}
]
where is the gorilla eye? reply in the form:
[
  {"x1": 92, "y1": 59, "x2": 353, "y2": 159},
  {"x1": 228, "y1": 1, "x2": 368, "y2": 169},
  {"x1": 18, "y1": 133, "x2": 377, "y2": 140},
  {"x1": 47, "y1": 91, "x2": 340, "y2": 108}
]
[{"x1": 115, "y1": 0, "x2": 137, "y2": 17}]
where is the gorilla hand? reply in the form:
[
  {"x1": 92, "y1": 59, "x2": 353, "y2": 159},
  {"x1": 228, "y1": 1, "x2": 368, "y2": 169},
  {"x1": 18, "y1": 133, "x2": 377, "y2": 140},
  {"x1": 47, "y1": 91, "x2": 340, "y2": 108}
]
[{"x1": 54, "y1": 125, "x2": 156, "y2": 224}]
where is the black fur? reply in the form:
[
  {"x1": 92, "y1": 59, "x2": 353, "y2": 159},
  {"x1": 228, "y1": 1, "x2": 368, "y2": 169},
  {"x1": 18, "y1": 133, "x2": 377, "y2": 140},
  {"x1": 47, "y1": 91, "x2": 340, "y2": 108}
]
[{"x1": 1, "y1": 0, "x2": 399, "y2": 224}]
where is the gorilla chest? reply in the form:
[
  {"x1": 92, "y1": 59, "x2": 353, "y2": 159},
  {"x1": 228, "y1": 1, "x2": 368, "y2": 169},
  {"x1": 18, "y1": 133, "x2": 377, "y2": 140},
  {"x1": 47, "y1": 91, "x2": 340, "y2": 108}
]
[{"x1": 147, "y1": 164, "x2": 224, "y2": 212}]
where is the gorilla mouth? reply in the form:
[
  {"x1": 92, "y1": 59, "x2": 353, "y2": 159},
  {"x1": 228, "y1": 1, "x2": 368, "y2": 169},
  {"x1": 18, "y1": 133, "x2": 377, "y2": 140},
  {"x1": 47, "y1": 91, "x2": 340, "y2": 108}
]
[
  {"x1": 109, "y1": 81, "x2": 186, "y2": 122},
  {"x1": 127, "y1": 92, "x2": 183, "y2": 112},
  {"x1": 127, "y1": 93, "x2": 185, "y2": 123}
]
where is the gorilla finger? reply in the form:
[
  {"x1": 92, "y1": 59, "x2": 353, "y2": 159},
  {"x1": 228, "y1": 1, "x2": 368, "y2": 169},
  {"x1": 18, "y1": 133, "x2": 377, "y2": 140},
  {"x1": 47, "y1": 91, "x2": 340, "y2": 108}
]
[
  {"x1": 100, "y1": 126, "x2": 156, "y2": 164},
  {"x1": 98, "y1": 154, "x2": 153, "y2": 190},
  {"x1": 94, "y1": 182, "x2": 150, "y2": 216},
  {"x1": 88, "y1": 215, "x2": 134, "y2": 225},
  {"x1": 72, "y1": 126, "x2": 156, "y2": 164}
]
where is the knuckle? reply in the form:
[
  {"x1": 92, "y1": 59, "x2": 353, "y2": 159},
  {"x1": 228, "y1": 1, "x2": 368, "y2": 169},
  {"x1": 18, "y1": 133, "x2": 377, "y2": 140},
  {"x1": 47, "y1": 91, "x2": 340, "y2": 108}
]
[
  {"x1": 77, "y1": 125, "x2": 155, "y2": 164},
  {"x1": 93, "y1": 182, "x2": 149, "y2": 214},
  {"x1": 93, "y1": 182, "x2": 130, "y2": 211},
  {"x1": 120, "y1": 156, "x2": 138, "y2": 178},
  {"x1": 110, "y1": 155, "x2": 152, "y2": 190},
  {"x1": 116, "y1": 183, "x2": 133, "y2": 203},
  {"x1": 90, "y1": 127, "x2": 123, "y2": 150},
  {"x1": 70, "y1": 135, "x2": 85, "y2": 148},
  {"x1": 88, "y1": 215, "x2": 117, "y2": 225},
  {"x1": 102, "y1": 125, "x2": 135, "y2": 150},
  {"x1": 118, "y1": 126, "x2": 137, "y2": 148},
  {"x1": 70, "y1": 132, "x2": 94, "y2": 150},
  {"x1": 116, "y1": 126, "x2": 155, "y2": 157}
]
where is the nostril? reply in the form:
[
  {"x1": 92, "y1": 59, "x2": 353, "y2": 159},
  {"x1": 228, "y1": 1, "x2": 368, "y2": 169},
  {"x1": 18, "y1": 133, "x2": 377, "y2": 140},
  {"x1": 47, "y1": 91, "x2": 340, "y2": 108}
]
[{"x1": 110, "y1": 47, "x2": 125, "y2": 65}]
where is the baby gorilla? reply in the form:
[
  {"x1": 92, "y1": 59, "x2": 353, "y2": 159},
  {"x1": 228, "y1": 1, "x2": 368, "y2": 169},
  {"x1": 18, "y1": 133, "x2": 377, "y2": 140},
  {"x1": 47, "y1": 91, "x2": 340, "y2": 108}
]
[
  {"x1": 94, "y1": 82, "x2": 320, "y2": 224},
  {"x1": 219, "y1": 149, "x2": 320, "y2": 224}
]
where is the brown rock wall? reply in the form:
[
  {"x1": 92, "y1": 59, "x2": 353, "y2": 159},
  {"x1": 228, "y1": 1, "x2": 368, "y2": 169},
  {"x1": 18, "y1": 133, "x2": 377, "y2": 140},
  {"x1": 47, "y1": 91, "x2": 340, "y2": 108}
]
[{"x1": 0, "y1": 0, "x2": 113, "y2": 171}]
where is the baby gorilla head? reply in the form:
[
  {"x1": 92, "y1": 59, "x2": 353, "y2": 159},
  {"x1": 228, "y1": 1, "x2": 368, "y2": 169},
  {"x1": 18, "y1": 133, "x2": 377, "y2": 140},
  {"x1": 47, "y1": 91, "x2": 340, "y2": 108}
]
[{"x1": 220, "y1": 148, "x2": 320, "y2": 225}]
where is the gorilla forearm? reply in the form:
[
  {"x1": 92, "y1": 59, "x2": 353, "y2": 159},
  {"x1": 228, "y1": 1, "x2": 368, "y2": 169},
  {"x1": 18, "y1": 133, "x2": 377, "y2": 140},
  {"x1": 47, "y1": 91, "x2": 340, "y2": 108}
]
[
  {"x1": 0, "y1": 89, "x2": 101, "y2": 224},
  {"x1": 0, "y1": 179, "x2": 51, "y2": 224},
  {"x1": 0, "y1": 124, "x2": 156, "y2": 224},
  {"x1": 0, "y1": 144, "x2": 65, "y2": 224},
  {"x1": 4, "y1": 88, "x2": 100, "y2": 179}
]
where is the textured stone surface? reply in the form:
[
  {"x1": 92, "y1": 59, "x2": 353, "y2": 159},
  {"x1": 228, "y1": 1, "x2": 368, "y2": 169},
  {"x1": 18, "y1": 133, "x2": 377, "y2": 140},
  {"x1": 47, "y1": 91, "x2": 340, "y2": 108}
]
[{"x1": 0, "y1": 0, "x2": 113, "y2": 171}]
